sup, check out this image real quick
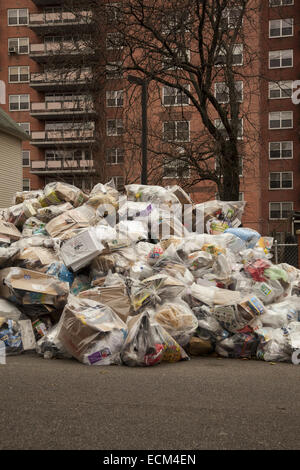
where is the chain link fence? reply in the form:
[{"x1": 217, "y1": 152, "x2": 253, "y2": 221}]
[{"x1": 272, "y1": 241, "x2": 298, "y2": 268}]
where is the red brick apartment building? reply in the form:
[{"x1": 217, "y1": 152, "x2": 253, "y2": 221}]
[{"x1": 0, "y1": 0, "x2": 299, "y2": 238}]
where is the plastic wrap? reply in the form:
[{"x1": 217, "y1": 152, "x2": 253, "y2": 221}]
[
  {"x1": 130, "y1": 274, "x2": 186, "y2": 312},
  {"x1": 36, "y1": 203, "x2": 73, "y2": 223},
  {"x1": 57, "y1": 295, "x2": 128, "y2": 365},
  {"x1": 39, "y1": 182, "x2": 88, "y2": 208},
  {"x1": 0, "y1": 318, "x2": 36, "y2": 355},
  {"x1": 216, "y1": 333, "x2": 259, "y2": 358},
  {"x1": 120, "y1": 311, "x2": 189, "y2": 367},
  {"x1": 154, "y1": 301, "x2": 198, "y2": 346},
  {"x1": 0, "y1": 267, "x2": 69, "y2": 308}
]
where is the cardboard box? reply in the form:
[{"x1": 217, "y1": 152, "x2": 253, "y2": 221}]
[
  {"x1": 79, "y1": 284, "x2": 131, "y2": 322},
  {"x1": 0, "y1": 221, "x2": 22, "y2": 242},
  {"x1": 0, "y1": 267, "x2": 69, "y2": 307},
  {"x1": 60, "y1": 229, "x2": 104, "y2": 272},
  {"x1": 45, "y1": 205, "x2": 96, "y2": 238}
]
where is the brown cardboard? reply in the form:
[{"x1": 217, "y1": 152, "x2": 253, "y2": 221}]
[
  {"x1": 0, "y1": 220, "x2": 22, "y2": 242},
  {"x1": 45, "y1": 205, "x2": 97, "y2": 238},
  {"x1": 0, "y1": 267, "x2": 69, "y2": 306},
  {"x1": 78, "y1": 284, "x2": 131, "y2": 322}
]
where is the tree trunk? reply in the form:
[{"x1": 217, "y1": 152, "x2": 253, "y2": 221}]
[{"x1": 218, "y1": 141, "x2": 240, "y2": 201}]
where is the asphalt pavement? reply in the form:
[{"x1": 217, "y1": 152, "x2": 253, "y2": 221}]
[{"x1": 0, "y1": 354, "x2": 299, "y2": 450}]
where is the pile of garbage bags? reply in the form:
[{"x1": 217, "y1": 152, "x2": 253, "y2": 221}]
[{"x1": 0, "y1": 180, "x2": 299, "y2": 367}]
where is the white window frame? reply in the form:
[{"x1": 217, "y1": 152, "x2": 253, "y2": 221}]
[
  {"x1": 162, "y1": 85, "x2": 190, "y2": 106},
  {"x1": 8, "y1": 9, "x2": 28, "y2": 26},
  {"x1": 215, "y1": 44, "x2": 243, "y2": 67},
  {"x1": 163, "y1": 159, "x2": 190, "y2": 179},
  {"x1": 107, "y1": 119, "x2": 124, "y2": 136},
  {"x1": 112, "y1": 176, "x2": 124, "y2": 189},
  {"x1": 268, "y1": 81, "x2": 293, "y2": 99},
  {"x1": 269, "y1": 18, "x2": 294, "y2": 38},
  {"x1": 106, "y1": 32, "x2": 124, "y2": 50},
  {"x1": 269, "y1": 111, "x2": 293, "y2": 130},
  {"x1": 106, "y1": 148, "x2": 124, "y2": 165},
  {"x1": 106, "y1": 90, "x2": 124, "y2": 107},
  {"x1": 22, "y1": 178, "x2": 30, "y2": 191},
  {"x1": 162, "y1": 49, "x2": 190, "y2": 70},
  {"x1": 215, "y1": 81, "x2": 243, "y2": 104},
  {"x1": 269, "y1": 172, "x2": 293, "y2": 190},
  {"x1": 269, "y1": 0, "x2": 294, "y2": 6},
  {"x1": 220, "y1": 7, "x2": 243, "y2": 29},
  {"x1": 163, "y1": 121, "x2": 190, "y2": 142},
  {"x1": 18, "y1": 123, "x2": 30, "y2": 135},
  {"x1": 22, "y1": 150, "x2": 30, "y2": 167},
  {"x1": 106, "y1": 62, "x2": 123, "y2": 80},
  {"x1": 106, "y1": 4, "x2": 122, "y2": 23},
  {"x1": 9, "y1": 66, "x2": 29, "y2": 83},
  {"x1": 269, "y1": 141, "x2": 293, "y2": 160},
  {"x1": 9, "y1": 94, "x2": 30, "y2": 111},
  {"x1": 8, "y1": 37, "x2": 29, "y2": 54},
  {"x1": 269, "y1": 202, "x2": 293, "y2": 220},
  {"x1": 215, "y1": 118, "x2": 243, "y2": 140},
  {"x1": 269, "y1": 50, "x2": 293, "y2": 69}
]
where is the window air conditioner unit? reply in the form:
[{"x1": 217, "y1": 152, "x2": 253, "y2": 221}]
[{"x1": 9, "y1": 47, "x2": 17, "y2": 54}]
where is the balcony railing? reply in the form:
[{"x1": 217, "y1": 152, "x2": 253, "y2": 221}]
[
  {"x1": 30, "y1": 69, "x2": 92, "y2": 88},
  {"x1": 30, "y1": 100, "x2": 95, "y2": 117},
  {"x1": 30, "y1": 41, "x2": 92, "y2": 59},
  {"x1": 30, "y1": 129, "x2": 95, "y2": 146},
  {"x1": 31, "y1": 159, "x2": 95, "y2": 173},
  {"x1": 29, "y1": 11, "x2": 92, "y2": 27}
]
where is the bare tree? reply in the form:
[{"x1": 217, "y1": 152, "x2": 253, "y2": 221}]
[{"x1": 43, "y1": 0, "x2": 262, "y2": 198}]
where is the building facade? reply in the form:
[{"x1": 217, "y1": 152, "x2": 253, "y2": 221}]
[{"x1": 0, "y1": 0, "x2": 299, "y2": 237}]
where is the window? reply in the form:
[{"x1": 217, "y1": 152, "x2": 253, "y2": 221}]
[
  {"x1": 106, "y1": 3, "x2": 122, "y2": 23},
  {"x1": 269, "y1": 0, "x2": 294, "y2": 6},
  {"x1": 9, "y1": 94, "x2": 29, "y2": 111},
  {"x1": 9, "y1": 66, "x2": 29, "y2": 83},
  {"x1": 269, "y1": 202, "x2": 293, "y2": 219},
  {"x1": 18, "y1": 123, "x2": 30, "y2": 135},
  {"x1": 215, "y1": 81, "x2": 243, "y2": 103},
  {"x1": 269, "y1": 19, "x2": 293, "y2": 38},
  {"x1": 23, "y1": 178, "x2": 30, "y2": 191},
  {"x1": 269, "y1": 50, "x2": 293, "y2": 69},
  {"x1": 106, "y1": 33, "x2": 124, "y2": 50},
  {"x1": 215, "y1": 118, "x2": 243, "y2": 139},
  {"x1": 112, "y1": 176, "x2": 124, "y2": 190},
  {"x1": 269, "y1": 141, "x2": 293, "y2": 159},
  {"x1": 269, "y1": 111, "x2": 293, "y2": 129},
  {"x1": 161, "y1": 11, "x2": 191, "y2": 34},
  {"x1": 162, "y1": 48, "x2": 190, "y2": 70},
  {"x1": 162, "y1": 85, "x2": 189, "y2": 106},
  {"x1": 106, "y1": 62, "x2": 123, "y2": 80},
  {"x1": 8, "y1": 38, "x2": 29, "y2": 54},
  {"x1": 22, "y1": 151, "x2": 30, "y2": 167},
  {"x1": 220, "y1": 7, "x2": 243, "y2": 29},
  {"x1": 163, "y1": 159, "x2": 189, "y2": 178},
  {"x1": 215, "y1": 156, "x2": 243, "y2": 177},
  {"x1": 269, "y1": 172, "x2": 293, "y2": 189},
  {"x1": 269, "y1": 81, "x2": 293, "y2": 99},
  {"x1": 163, "y1": 121, "x2": 190, "y2": 142},
  {"x1": 106, "y1": 148, "x2": 124, "y2": 164},
  {"x1": 106, "y1": 90, "x2": 123, "y2": 107},
  {"x1": 8, "y1": 9, "x2": 28, "y2": 26},
  {"x1": 107, "y1": 119, "x2": 124, "y2": 136},
  {"x1": 215, "y1": 44, "x2": 243, "y2": 66}
]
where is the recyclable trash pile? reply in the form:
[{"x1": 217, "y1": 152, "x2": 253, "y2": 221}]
[{"x1": 0, "y1": 180, "x2": 299, "y2": 366}]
